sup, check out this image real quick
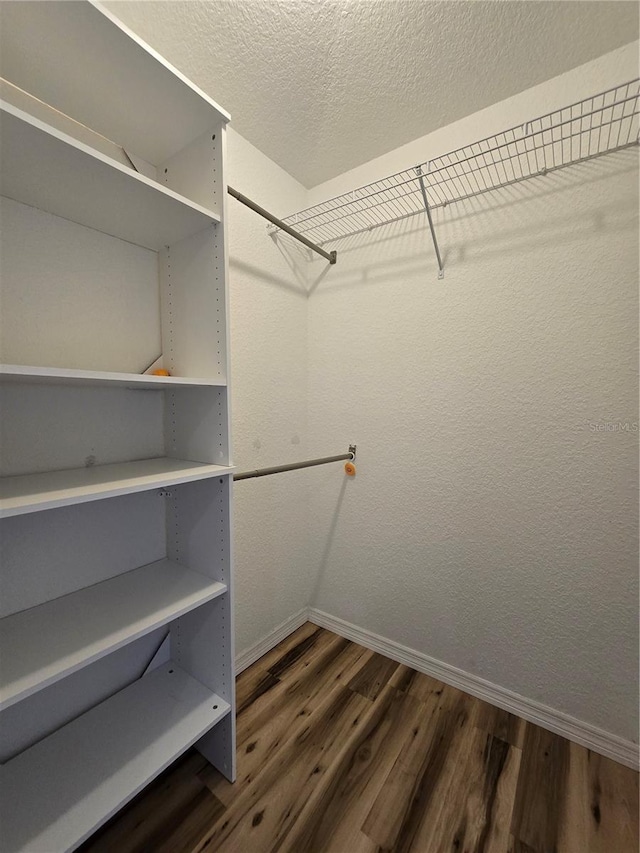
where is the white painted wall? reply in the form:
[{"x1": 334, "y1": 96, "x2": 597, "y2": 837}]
[
  {"x1": 226, "y1": 128, "x2": 312, "y2": 657},
  {"x1": 305, "y1": 44, "x2": 639, "y2": 744}
]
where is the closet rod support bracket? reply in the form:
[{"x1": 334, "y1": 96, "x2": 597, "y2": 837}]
[{"x1": 348, "y1": 444, "x2": 357, "y2": 460}]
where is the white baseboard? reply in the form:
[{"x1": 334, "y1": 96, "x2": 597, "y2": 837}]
[
  {"x1": 308, "y1": 608, "x2": 639, "y2": 771},
  {"x1": 235, "y1": 607, "x2": 310, "y2": 675}
]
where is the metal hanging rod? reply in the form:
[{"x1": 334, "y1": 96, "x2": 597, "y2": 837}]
[
  {"x1": 234, "y1": 445, "x2": 356, "y2": 481},
  {"x1": 227, "y1": 185, "x2": 337, "y2": 265},
  {"x1": 272, "y1": 79, "x2": 640, "y2": 278}
]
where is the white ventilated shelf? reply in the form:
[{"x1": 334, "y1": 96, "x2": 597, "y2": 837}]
[
  {"x1": 0, "y1": 364, "x2": 225, "y2": 390},
  {"x1": 0, "y1": 662, "x2": 230, "y2": 853},
  {"x1": 0, "y1": 559, "x2": 227, "y2": 711},
  {"x1": 0, "y1": 458, "x2": 235, "y2": 518},
  {"x1": 277, "y1": 79, "x2": 640, "y2": 246},
  {"x1": 0, "y1": 104, "x2": 220, "y2": 251}
]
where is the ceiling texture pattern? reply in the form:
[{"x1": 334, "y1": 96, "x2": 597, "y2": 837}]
[{"x1": 105, "y1": 1, "x2": 639, "y2": 187}]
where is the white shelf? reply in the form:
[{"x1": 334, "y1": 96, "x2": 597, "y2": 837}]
[
  {"x1": 0, "y1": 1, "x2": 229, "y2": 166},
  {"x1": 0, "y1": 559, "x2": 227, "y2": 711},
  {"x1": 0, "y1": 662, "x2": 231, "y2": 853},
  {"x1": 0, "y1": 364, "x2": 225, "y2": 390},
  {"x1": 0, "y1": 104, "x2": 220, "y2": 251},
  {"x1": 0, "y1": 458, "x2": 235, "y2": 518}
]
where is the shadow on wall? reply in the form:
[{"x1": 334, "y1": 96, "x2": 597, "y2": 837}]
[
  {"x1": 268, "y1": 231, "x2": 335, "y2": 296},
  {"x1": 271, "y1": 151, "x2": 638, "y2": 294},
  {"x1": 268, "y1": 231, "x2": 313, "y2": 292},
  {"x1": 309, "y1": 475, "x2": 349, "y2": 605},
  {"x1": 229, "y1": 255, "x2": 308, "y2": 298}
]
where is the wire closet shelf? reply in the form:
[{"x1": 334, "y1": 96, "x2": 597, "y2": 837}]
[{"x1": 274, "y1": 79, "x2": 639, "y2": 251}]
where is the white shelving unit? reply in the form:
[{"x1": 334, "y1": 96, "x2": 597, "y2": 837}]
[
  {"x1": 0, "y1": 458, "x2": 233, "y2": 518},
  {"x1": 0, "y1": 2, "x2": 236, "y2": 850},
  {"x1": 0, "y1": 663, "x2": 231, "y2": 852},
  {"x1": 0, "y1": 364, "x2": 227, "y2": 389},
  {"x1": 1, "y1": 104, "x2": 221, "y2": 251},
  {"x1": 0, "y1": 559, "x2": 227, "y2": 710}
]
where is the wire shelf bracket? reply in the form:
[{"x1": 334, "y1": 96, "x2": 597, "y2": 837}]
[
  {"x1": 416, "y1": 165, "x2": 444, "y2": 279},
  {"x1": 273, "y1": 79, "x2": 639, "y2": 281}
]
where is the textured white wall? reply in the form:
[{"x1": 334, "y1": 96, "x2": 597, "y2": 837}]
[
  {"x1": 226, "y1": 128, "x2": 311, "y2": 656},
  {"x1": 305, "y1": 45, "x2": 639, "y2": 743},
  {"x1": 102, "y1": 1, "x2": 638, "y2": 187}
]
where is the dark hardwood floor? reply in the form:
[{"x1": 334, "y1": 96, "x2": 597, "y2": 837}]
[{"x1": 82, "y1": 623, "x2": 639, "y2": 853}]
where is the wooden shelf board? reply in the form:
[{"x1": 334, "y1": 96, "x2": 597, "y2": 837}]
[
  {"x1": 0, "y1": 559, "x2": 227, "y2": 711},
  {"x1": 0, "y1": 662, "x2": 230, "y2": 852},
  {"x1": 0, "y1": 364, "x2": 226, "y2": 390},
  {"x1": 0, "y1": 458, "x2": 235, "y2": 518},
  {"x1": 0, "y1": 104, "x2": 220, "y2": 251}
]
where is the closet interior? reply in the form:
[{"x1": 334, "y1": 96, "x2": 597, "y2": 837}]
[{"x1": 0, "y1": 1, "x2": 638, "y2": 851}]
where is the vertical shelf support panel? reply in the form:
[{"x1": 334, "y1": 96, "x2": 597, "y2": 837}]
[{"x1": 166, "y1": 476, "x2": 236, "y2": 781}]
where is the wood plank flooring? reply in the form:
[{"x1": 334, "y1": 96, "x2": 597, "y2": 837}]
[{"x1": 82, "y1": 623, "x2": 639, "y2": 853}]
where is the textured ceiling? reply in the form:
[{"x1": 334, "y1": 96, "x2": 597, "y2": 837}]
[{"x1": 105, "y1": 1, "x2": 639, "y2": 187}]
